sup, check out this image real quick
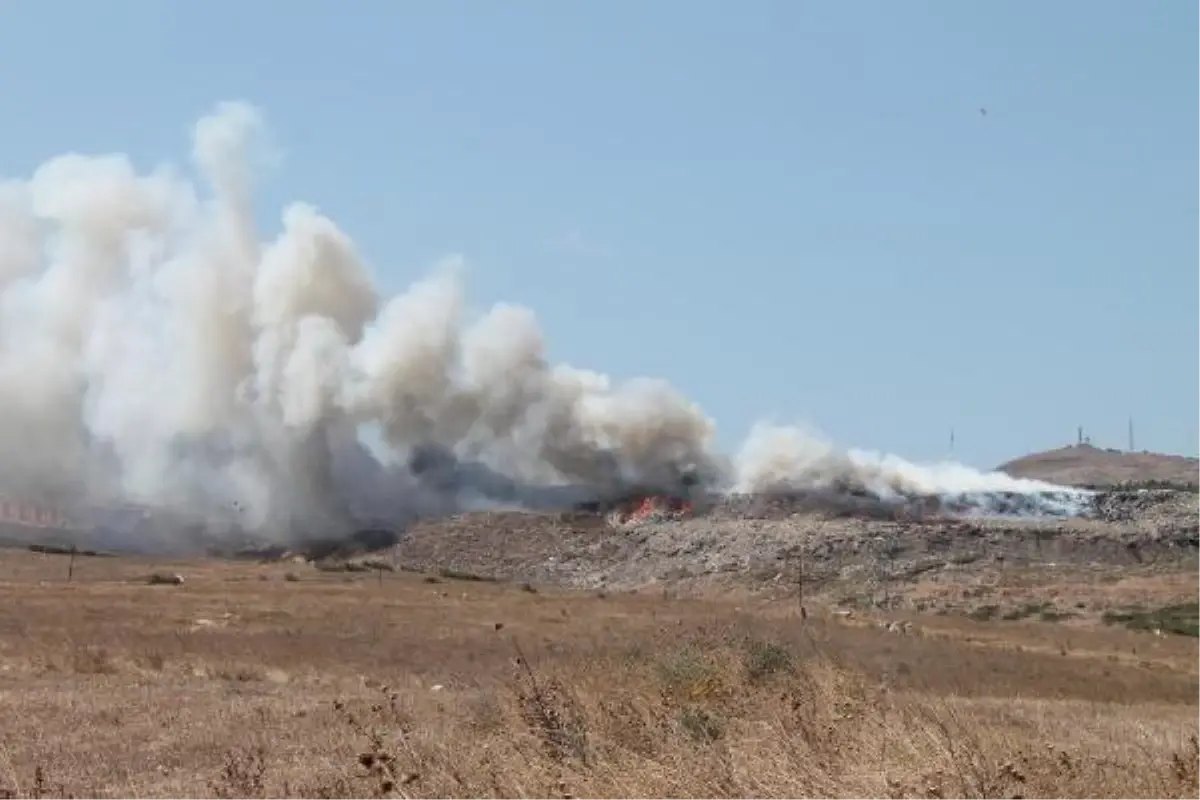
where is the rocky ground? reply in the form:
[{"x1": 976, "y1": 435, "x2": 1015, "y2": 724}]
[{"x1": 379, "y1": 489, "x2": 1198, "y2": 624}]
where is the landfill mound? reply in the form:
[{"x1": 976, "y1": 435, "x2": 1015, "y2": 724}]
[
  {"x1": 386, "y1": 510, "x2": 622, "y2": 584},
  {"x1": 378, "y1": 488, "x2": 1199, "y2": 590}
]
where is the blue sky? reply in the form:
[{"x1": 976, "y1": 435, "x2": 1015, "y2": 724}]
[{"x1": 0, "y1": 1, "x2": 1195, "y2": 468}]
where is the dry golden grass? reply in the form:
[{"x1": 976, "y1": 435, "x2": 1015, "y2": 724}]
[{"x1": 0, "y1": 548, "x2": 1196, "y2": 798}]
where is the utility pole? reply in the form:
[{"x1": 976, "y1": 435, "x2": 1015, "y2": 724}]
[{"x1": 797, "y1": 545, "x2": 806, "y2": 621}]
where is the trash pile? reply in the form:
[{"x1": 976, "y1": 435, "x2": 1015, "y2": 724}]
[
  {"x1": 607, "y1": 494, "x2": 695, "y2": 529},
  {"x1": 1090, "y1": 489, "x2": 1189, "y2": 523}
]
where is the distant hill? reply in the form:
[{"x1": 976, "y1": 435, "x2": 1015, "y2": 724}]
[{"x1": 996, "y1": 444, "x2": 1199, "y2": 489}]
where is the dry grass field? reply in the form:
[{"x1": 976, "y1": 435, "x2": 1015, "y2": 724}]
[{"x1": 0, "y1": 548, "x2": 1196, "y2": 799}]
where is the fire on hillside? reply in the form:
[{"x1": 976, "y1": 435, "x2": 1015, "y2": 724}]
[{"x1": 608, "y1": 493, "x2": 696, "y2": 527}]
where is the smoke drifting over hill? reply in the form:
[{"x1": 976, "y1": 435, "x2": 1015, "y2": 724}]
[{"x1": 0, "y1": 102, "x2": 1090, "y2": 546}]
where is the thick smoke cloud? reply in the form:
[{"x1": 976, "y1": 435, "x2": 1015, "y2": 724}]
[{"x1": 0, "y1": 102, "x2": 1087, "y2": 547}]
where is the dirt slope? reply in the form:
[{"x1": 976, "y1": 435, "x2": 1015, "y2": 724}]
[{"x1": 997, "y1": 444, "x2": 1198, "y2": 488}]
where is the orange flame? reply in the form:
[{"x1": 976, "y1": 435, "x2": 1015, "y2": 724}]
[{"x1": 622, "y1": 495, "x2": 693, "y2": 525}]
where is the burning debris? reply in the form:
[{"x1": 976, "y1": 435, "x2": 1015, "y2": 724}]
[
  {"x1": 605, "y1": 485, "x2": 1100, "y2": 533},
  {"x1": 607, "y1": 494, "x2": 696, "y2": 528}
]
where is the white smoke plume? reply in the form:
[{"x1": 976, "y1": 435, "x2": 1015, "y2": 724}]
[
  {"x1": 734, "y1": 423, "x2": 1093, "y2": 517},
  {"x1": 0, "y1": 102, "x2": 1089, "y2": 547}
]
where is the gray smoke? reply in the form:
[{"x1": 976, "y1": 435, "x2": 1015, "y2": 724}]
[{"x1": 0, "y1": 102, "x2": 1090, "y2": 547}]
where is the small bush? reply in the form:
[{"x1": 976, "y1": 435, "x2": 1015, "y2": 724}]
[
  {"x1": 1039, "y1": 607, "x2": 1076, "y2": 623},
  {"x1": 437, "y1": 567, "x2": 497, "y2": 582},
  {"x1": 968, "y1": 604, "x2": 1000, "y2": 622},
  {"x1": 741, "y1": 638, "x2": 792, "y2": 682},
  {"x1": 1003, "y1": 602, "x2": 1050, "y2": 621},
  {"x1": 315, "y1": 561, "x2": 368, "y2": 573},
  {"x1": 656, "y1": 647, "x2": 726, "y2": 702},
  {"x1": 678, "y1": 706, "x2": 724, "y2": 743},
  {"x1": 1103, "y1": 603, "x2": 1199, "y2": 637}
]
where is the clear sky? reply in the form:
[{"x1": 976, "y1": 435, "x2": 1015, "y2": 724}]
[{"x1": 0, "y1": 1, "x2": 1195, "y2": 469}]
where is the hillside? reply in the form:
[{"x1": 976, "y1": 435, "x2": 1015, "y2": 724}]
[{"x1": 997, "y1": 443, "x2": 1199, "y2": 488}]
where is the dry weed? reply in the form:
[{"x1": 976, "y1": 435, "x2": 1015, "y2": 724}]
[{"x1": 0, "y1": 549, "x2": 1194, "y2": 798}]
